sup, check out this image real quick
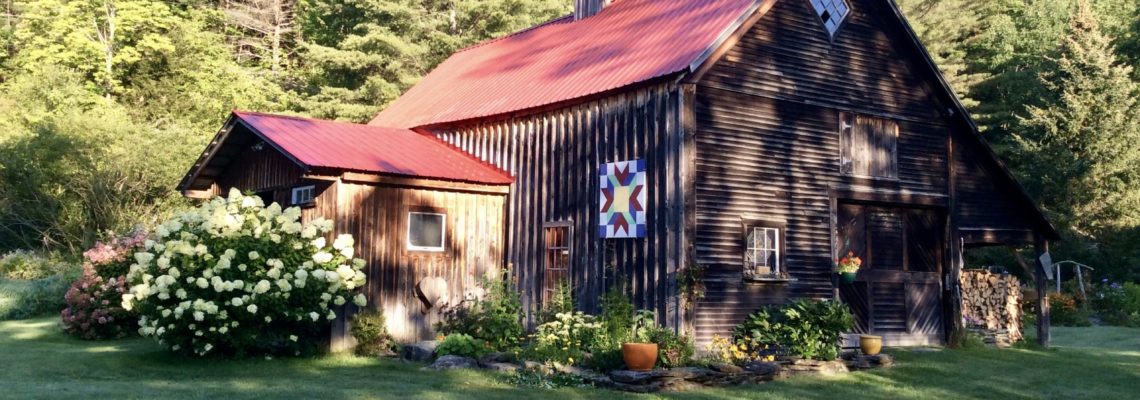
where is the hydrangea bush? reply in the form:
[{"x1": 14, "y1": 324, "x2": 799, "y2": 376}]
[
  {"x1": 123, "y1": 189, "x2": 367, "y2": 357},
  {"x1": 61, "y1": 232, "x2": 147, "y2": 339}
]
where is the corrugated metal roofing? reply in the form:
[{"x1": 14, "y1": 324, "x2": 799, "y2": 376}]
[
  {"x1": 370, "y1": 0, "x2": 763, "y2": 129},
  {"x1": 234, "y1": 111, "x2": 513, "y2": 185}
]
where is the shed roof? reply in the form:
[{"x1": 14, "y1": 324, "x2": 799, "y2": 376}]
[
  {"x1": 369, "y1": 0, "x2": 764, "y2": 129},
  {"x1": 179, "y1": 111, "x2": 513, "y2": 191}
]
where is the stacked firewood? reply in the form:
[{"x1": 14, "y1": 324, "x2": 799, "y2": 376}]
[{"x1": 960, "y1": 270, "x2": 1022, "y2": 346}]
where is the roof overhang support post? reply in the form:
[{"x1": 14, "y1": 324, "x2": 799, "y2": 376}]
[{"x1": 1034, "y1": 234, "x2": 1051, "y2": 348}]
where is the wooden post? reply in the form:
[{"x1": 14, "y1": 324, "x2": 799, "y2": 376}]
[
  {"x1": 1034, "y1": 236, "x2": 1051, "y2": 347},
  {"x1": 945, "y1": 236, "x2": 964, "y2": 344}
]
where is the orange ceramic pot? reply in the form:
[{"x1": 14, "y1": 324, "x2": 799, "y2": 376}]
[{"x1": 621, "y1": 342, "x2": 659, "y2": 371}]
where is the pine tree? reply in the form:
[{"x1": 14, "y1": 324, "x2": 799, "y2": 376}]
[{"x1": 1017, "y1": 1, "x2": 1140, "y2": 238}]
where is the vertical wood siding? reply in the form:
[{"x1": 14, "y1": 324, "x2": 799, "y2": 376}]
[
  {"x1": 431, "y1": 82, "x2": 687, "y2": 327},
  {"x1": 691, "y1": 0, "x2": 954, "y2": 345},
  {"x1": 336, "y1": 182, "x2": 506, "y2": 342}
]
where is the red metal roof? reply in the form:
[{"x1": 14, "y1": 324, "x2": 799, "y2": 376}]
[
  {"x1": 370, "y1": 0, "x2": 762, "y2": 129},
  {"x1": 234, "y1": 111, "x2": 513, "y2": 185}
]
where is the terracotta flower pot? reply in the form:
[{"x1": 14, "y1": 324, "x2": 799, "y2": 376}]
[
  {"x1": 841, "y1": 271, "x2": 857, "y2": 283},
  {"x1": 621, "y1": 342, "x2": 659, "y2": 371},
  {"x1": 860, "y1": 334, "x2": 882, "y2": 356}
]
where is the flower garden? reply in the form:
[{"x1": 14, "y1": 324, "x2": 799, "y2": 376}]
[{"x1": 0, "y1": 189, "x2": 1137, "y2": 397}]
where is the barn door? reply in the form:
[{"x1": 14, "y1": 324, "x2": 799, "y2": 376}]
[{"x1": 837, "y1": 204, "x2": 944, "y2": 344}]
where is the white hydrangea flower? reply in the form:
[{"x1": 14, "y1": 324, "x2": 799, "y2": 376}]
[
  {"x1": 193, "y1": 311, "x2": 204, "y2": 322},
  {"x1": 353, "y1": 293, "x2": 367, "y2": 307},
  {"x1": 246, "y1": 304, "x2": 258, "y2": 314},
  {"x1": 254, "y1": 280, "x2": 271, "y2": 294},
  {"x1": 320, "y1": 293, "x2": 332, "y2": 302},
  {"x1": 219, "y1": 326, "x2": 229, "y2": 334},
  {"x1": 332, "y1": 234, "x2": 353, "y2": 250},
  {"x1": 176, "y1": 289, "x2": 187, "y2": 300},
  {"x1": 196, "y1": 277, "x2": 209, "y2": 289},
  {"x1": 264, "y1": 316, "x2": 272, "y2": 323},
  {"x1": 248, "y1": 251, "x2": 260, "y2": 260},
  {"x1": 326, "y1": 311, "x2": 336, "y2": 321},
  {"x1": 334, "y1": 296, "x2": 345, "y2": 306},
  {"x1": 289, "y1": 335, "x2": 298, "y2": 342},
  {"x1": 312, "y1": 252, "x2": 333, "y2": 264},
  {"x1": 309, "y1": 312, "x2": 319, "y2": 321},
  {"x1": 311, "y1": 237, "x2": 327, "y2": 249}
]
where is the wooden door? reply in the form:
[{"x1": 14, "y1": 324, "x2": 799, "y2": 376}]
[{"x1": 837, "y1": 204, "x2": 944, "y2": 345}]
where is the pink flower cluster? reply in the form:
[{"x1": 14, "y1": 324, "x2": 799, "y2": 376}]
[{"x1": 62, "y1": 231, "x2": 148, "y2": 340}]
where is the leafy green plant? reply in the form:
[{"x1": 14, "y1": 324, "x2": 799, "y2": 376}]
[
  {"x1": 1050, "y1": 292, "x2": 1091, "y2": 327},
  {"x1": 647, "y1": 326, "x2": 694, "y2": 368},
  {"x1": 0, "y1": 276, "x2": 70, "y2": 320},
  {"x1": 350, "y1": 310, "x2": 393, "y2": 357},
  {"x1": 538, "y1": 281, "x2": 574, "y2": 324},
  {"x1": 528, "y1": 311, "x2": 601, "y2": 365},
  {"x1": 436, "y1": 333, "x2": 488, "y2": 359},
  {"x1": 630, "y1": 310, "x2": 656, "y2": 343},
  {"x1": 0, "y1": 250, "x2": 77, "y2": 280},
  {"x1": 436, "y1": 270, "x2": 525, "y2": 351},
  {"x1": 1090, "y1": 280, "x2": 1140, "y2": 327},
  {"x1": 733, "y1": 299, "x2": 854, "y2": 361},
  {"x1": 502, "y1": 368, "x2": 591, "y2": 389},
  {"x1": 678, "y1": 257, "x2": 706, "y2": 309}
]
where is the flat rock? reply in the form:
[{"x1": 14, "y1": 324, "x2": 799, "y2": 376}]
[
  {"x1": 743, "y1": 361, "x2": 781, "y2": 376},
  {"x1": 478, "y1": 351, "x2": 513, "y2": 366},
  {"x1": 428, "y1": 355, "x2": 478, "y2": 370},
  {"x1": 868, "y1": 354, "x2": 894, "y2": 367},
  {"x1": 664, "y1": 367, "x2": 715, "y2": 380},
  {"x1": 401, "y1": 340, "x2": 438, "y2": 362},
  {"x1": 482, "y1": 362, "x2": 521, "y2": 373},
  {"x1": 609, "y1": 369, "x2": 668, "y2": 384},
  {"x1": 522, "y1": 360, "x2": 553, "y2": 374},
  {"x1": 708, "y1": 362, "x2": 744, "y2": 374},
  {"x1": 611, "y1": 381, "x2": 662, "y2": 393}
]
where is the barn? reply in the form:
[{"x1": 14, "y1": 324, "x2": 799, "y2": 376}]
[{"x1": 179, "y1": 0, "x2": 1059, "y2": 348}]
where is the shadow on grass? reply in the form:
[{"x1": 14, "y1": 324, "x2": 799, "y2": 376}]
[{"x1": 2, "y1": 318, "x2": 1137, "y2": 399}]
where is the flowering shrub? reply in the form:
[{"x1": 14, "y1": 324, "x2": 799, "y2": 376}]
[
  {"x1": 0, "y1": 250, "x2": 76, "y2": 280},
  {"x1": 528, "y1": 311, "x2": 602, "y2": 365},
  {"x1": 123, "y1": 189, "x2": 367, "y2": 357},
  {"x1": 61, "y1": 232, "x2": 147, "y2": 339},
  {"x1": 1090, "y1": 280, "x2": 1140, "y2": 327}
]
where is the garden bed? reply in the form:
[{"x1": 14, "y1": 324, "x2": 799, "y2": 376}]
[{"x1": 412, "y1": 343, "x2": 895, "y2": 393}]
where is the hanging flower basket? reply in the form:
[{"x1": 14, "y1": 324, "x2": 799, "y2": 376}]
[{"x1": 837, "y1": 251, "x2": 862, "y2": 284}]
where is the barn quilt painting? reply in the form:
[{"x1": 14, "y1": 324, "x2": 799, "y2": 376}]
[{"x1": 599, "y1": 160, "x2": 647, "y2": 238}]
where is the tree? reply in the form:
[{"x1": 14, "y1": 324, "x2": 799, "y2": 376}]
[{"x1": 1017, "y1": 1, "x2": 1140, "y2": 277}]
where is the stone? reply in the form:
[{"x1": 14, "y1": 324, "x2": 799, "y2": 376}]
[
  {"x1": 609, "y1": 369, "x2": 668, "y2": 384},
  {"x1": 664, "y1": 367, "x2": 715, "y2": 380},
  {"x1": 743, "y1": 361, "x2": 781, "y2": 376},
  {"x1": 660, "y1": 379, "x2": 704, "y2": 392},
  {"x1": 557, "y1": 365, "x2": 613, "y2": 387},
  {"x1": 611, "y1": 381, "x2": 662, "y2": 393},
  {"x1": 401, "y1": 341, "x2": 438, "y2": 362},
  {"x1": 868, "y1": 354, "x2": 894, "y2": 367},
  {"x1": 482, "y1": 362, "x2": 521, "y2": 373},
  {"x1": 708, "y1": 362, "x2": 744, "y2": 374},
  {"x1": 478, "y1": 351, "x2": 513, "y2": 366},
  {"x1": 522, "y1": 360, "x2": 553, "y2": 374},
  {"x1": 428, "y1": 355, "x2": 478, "y2": 370}
]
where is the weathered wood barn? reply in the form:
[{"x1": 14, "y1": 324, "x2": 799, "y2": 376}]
[{"x1": 180, "y1": 0, "x2": 1058, "y2": 347}]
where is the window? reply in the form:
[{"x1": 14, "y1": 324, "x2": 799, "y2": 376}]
[
  {"x1": 744, "y1": 222, "x2": 785, "y2": 277},
  {"x1": 542, "y1": 223, "x2": 572, "y2": 305},
  {"x1": 407, "y1": 212, "x2": 446, "y2": 252},
  {"x1": 810, "y1": 0, "x2": 850, "y2": 38},
  {"x1": 291, "y1": 185, "x2": 315, "y2": 205},
  {"x1": 840, "y1": 113, "x2": 899, "y2": 179}
]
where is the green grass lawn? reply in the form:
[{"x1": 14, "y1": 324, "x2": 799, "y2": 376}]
[{"x1": 1, "y1": 318, "x2": 1136, "y2": 400}]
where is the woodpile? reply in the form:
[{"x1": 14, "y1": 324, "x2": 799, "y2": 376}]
[{"x1": 960, "y1": 270, "x2": 1022, "y2": 346}]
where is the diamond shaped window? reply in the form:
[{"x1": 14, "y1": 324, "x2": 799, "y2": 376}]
[{"x1": 810, "y1": 0, "x2": 850, "y2": 38}]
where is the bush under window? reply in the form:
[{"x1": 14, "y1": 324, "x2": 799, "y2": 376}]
[{"x1": 733, "y1": 299, "x2": 854, "y2": 361}]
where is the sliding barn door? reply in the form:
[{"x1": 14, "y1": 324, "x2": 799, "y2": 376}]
[{"x1": 837, "y1": 204, "x2": 944, "y2": 345}]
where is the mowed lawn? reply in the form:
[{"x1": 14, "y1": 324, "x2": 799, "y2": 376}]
[{"x1": 1, "y1": 318, "x2": 1136, "y2": 400}]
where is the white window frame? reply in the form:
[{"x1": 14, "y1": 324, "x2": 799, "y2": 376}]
[
  {"x1": 407, "y1": 212, "x2": 446, "y2": 252},
  {"x1": 746, "y1": 226, "x2": 782, "y2": 276},
  {"x1": 291, "y1": 185, "x2": 315, "y2": 205}
]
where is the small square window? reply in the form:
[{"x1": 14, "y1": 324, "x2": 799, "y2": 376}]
[
  {"x1": 408, "y1": 212, "x2": 446, "y2": 252},
  {"x1": 810, "y1": 0, "x2": 850, "y2": 38},
  {"x1": 839, "y1": 113, "x2": 899, "y2": 179},
  {"x1": 291, "y1": 185, "x2": 315, "y2": 205},
  {"x1": 745, "y1": 226, "x2": 783, "y2": 276}
]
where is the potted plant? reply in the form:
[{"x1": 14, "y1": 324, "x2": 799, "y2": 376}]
[
  {"x1": 837, "y1": 251, "x2": 862, "y2": 283},
  {"x1": 621, "y1": 310, "x2": 658, "y2": 371}
]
